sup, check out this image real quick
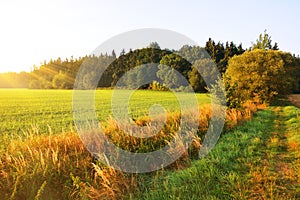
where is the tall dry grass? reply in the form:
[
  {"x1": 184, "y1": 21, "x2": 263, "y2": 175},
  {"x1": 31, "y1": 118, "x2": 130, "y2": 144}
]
[{"x1": 0, "y1": 101, "x2": 266, "y2": 199}]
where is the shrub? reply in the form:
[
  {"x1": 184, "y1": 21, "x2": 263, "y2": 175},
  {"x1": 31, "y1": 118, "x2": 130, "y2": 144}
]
[{"x1": 225, "y1": 49, "x2": 299, "y2": 107}]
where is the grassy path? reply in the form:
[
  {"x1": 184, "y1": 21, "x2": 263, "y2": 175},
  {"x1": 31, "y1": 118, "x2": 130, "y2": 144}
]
[
  {"x1": 248, "y1": 106, "x2": 299, "y2": 199},
  {"x1": 130, "y1": 105, "x2": 300, "y2": 199}
]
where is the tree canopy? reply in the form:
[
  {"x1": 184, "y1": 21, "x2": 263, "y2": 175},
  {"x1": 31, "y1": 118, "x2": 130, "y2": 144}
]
[
  {"x1": 252, "y1": 30, "x2": 279, "y2": 51},
  {"x1": 224, "y1": 49, "x2": 300, "y2": 107}
]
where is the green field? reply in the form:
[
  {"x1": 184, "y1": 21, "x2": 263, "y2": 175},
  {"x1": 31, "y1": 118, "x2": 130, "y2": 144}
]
[{"x1": 0, "y1": 89, "x2": 211, "y2": 137}]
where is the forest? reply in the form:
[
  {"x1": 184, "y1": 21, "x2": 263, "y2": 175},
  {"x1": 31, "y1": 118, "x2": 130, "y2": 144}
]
[
  {"x1": 0, "y1": 37, "x2": 248, "y2": 87},
  {"x1": 0, "y1": 38, "x2": 245, "y2": 90}
]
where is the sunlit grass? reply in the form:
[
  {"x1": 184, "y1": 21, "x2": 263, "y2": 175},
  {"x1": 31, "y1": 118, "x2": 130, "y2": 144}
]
[
  {"x1": 130, "y1": 105, "x2": 300, "y2": 199},
  {"x1": 0, "y1": 91, "x2": 263, "y2": 199},
  {"x1": 0, "y1": 89, "x2": 210, "y2": 137}
]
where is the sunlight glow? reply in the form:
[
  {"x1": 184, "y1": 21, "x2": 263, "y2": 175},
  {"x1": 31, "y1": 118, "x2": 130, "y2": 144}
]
[{"x1": 0, "y1": 0, "x2": 299, "y2": 73}]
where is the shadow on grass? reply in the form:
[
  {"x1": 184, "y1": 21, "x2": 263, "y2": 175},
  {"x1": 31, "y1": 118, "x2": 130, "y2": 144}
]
[{"x1": 270, "y1": 97, "x2": 293, "y2": 107}]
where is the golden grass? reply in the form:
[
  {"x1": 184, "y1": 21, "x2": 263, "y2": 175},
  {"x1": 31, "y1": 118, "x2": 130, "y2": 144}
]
[{"x1": 0, "y1": 101, "x2": 265, "y2": 199}]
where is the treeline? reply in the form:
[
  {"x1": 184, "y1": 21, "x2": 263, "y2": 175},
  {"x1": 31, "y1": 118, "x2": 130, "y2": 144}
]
[
  {"x1": 28, "y1": 56, "x2": 83, "y2": 89},
  {"x1": 0, "y1": 39, "x2": 247, "y2": 91},
  {"x1": 0, "y1": 72, "x2": 28, "y2": 88}
]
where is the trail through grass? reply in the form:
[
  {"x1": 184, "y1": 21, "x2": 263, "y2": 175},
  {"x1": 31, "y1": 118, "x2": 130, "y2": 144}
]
[{"x1": 130, "y1": 105, "x2": 300, "y2": 199}]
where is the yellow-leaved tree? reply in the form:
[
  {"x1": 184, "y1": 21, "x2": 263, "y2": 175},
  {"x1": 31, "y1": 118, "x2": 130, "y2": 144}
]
[{"x1": 224, "y1": 49, "x2": 299, "y2": 107}]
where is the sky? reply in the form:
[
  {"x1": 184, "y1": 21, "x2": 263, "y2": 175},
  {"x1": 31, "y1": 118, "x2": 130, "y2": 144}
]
[{"x1": 0, "y1": 0, "x2": 299, "y2": 73}]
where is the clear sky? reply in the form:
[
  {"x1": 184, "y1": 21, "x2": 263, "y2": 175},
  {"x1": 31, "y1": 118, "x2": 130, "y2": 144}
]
[{"x1": 0, "y1": 0, "x2": 299, "y2": 72}]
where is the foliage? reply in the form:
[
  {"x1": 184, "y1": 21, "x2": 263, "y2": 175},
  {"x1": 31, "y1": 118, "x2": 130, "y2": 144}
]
[
  {"x1": 149, "y1": 81, "x2": 169, "y2": 91},
  {"x1": 148, "y1": 42, "x2": 161, "y2": 49},
  {"x1": 252, "y1": 30, "x2": 279, "y2": 50},
  {"x1": 102, "y1": 48, "x2": 171, "y2": 88},
  {"x1": 0, "y1": 72, "x2": 28, "y2": 88},
  {"x1": 205, "y1": 38, "x2": 245, "y2": 74},
  {"x1": 188, "y1": 58, "x2": 220, "y2": 92},
  {"x1": 155, "y1": 53, "x2": 192, "y2": 89},
  {"x1": 224, "y1": 49, "x2": 300, "y2": 107},
  {"x1": 28, "y1": 57, "x2": 83, "y2": 89},
  {"x1": 118, "y1": 64, "x2": 159, "y2": 89},
  {"x1": 177, "y1": 45, "x2": 207, "y2": 64},
  {"x1": 52, "y1": 72, "x2": 73, "y2": 89}
]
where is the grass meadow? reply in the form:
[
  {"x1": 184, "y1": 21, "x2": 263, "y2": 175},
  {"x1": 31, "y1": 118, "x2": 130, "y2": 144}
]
[
  {"x1": 0, "y1": 89, "x2": 299, "y2": 199},
  {"x1": 0, "y1": 89, "x2": 210, "y2": 137}
]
